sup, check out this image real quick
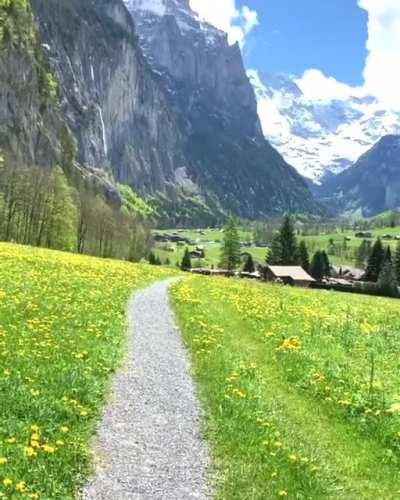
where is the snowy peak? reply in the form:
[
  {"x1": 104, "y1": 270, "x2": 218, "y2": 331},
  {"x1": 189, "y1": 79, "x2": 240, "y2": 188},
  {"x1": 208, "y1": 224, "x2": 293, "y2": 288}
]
[
  {"x1": 249, "y1": 70, "x2": 400, "y2": 182},
  {"x1": 124, "y1": 0, "x2": 191, "y2": 16}
]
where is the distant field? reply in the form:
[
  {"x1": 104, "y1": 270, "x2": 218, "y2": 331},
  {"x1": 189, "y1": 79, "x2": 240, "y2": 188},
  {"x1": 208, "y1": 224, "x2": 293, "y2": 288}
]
[
  {"x1": 303, "y1": 226, "x2": 400, "y2": 266},
  {"x1": 172, "y1": 276, "x2": 400, "y2": 499},
  {"x1": 0, "y1": 244, "x2": 174, "y2": 498},
  {"x1": 155, "y1": 225, "x2": 400, "y2": 268},
  {"x1": 154, "y1": 228, "x2": 268, "y2": 268}
]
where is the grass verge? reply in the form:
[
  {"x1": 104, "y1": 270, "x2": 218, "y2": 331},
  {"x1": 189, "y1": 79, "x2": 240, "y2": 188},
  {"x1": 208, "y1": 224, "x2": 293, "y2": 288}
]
[{"x1": 171, "y1": 276, "x2": 400, "y2": 499}]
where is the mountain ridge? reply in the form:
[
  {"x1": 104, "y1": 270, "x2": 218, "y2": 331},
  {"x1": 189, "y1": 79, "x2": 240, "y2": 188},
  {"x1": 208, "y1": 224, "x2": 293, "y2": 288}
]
[
  {"x1": 249, "y1": 70, "x2": 400, "y2": 182},
  {"x1": 315, "y1": 134, "x2": 400, "y2": 216}
]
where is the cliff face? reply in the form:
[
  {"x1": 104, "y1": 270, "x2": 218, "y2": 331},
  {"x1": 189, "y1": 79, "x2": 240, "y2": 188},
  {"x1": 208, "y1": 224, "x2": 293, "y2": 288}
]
[
  {"x1": 0, "y1": 0, "x2": 321, "y2": 223},
  {"x1": 0, "y1": 0, "x2": 67, "y2": 167},
  {"x1": 30, "y1": 0, "x2": 186, "y2": 197},
  {"x1": 124, "y1": 0, "x2": 320, "y2": 217}
]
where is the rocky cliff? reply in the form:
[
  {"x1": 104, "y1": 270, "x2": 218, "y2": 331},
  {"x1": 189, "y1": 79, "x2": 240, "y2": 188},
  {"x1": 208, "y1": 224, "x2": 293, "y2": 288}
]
[
  {"x1": 0, "y1": 0, "x2": 321, "y2": 224},
  {"x1": 124, "y1": 0, "x2": 320, "y2": 218},
  {"x1": 316, "y1": 135, "x2": 400, "y2": 216}
]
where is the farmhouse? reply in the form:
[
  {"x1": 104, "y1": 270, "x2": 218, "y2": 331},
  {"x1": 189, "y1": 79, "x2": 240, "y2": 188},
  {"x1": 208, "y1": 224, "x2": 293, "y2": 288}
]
[{"x1": 264, "y1": 266, "x2": 315, "y2": 287}]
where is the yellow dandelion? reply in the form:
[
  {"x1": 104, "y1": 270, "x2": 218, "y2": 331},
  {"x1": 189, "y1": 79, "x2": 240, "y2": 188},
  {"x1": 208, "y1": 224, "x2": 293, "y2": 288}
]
[
  {"x1": 24, "y1": 446, "x2": 37, "y2": 457},
  {"x1": 3, "y1": 478, "x2": 12, "y2": 487},
  {"x1": 42, "y1": 444, "x2": 56, "y2": 453},
  {"x1": 16, "y1": 481, "x2": 26, "y2": 492}
]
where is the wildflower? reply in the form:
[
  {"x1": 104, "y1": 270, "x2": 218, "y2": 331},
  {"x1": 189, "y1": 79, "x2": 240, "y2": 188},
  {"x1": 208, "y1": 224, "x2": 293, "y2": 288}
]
[
  {"x1": 16, "y1": 481, "x2": 26, "y2": 492},
  {"x1": 30, "y1": 388, "x2": 40, "y2": 397},
  {"x1": 0, "y1": 457, "x2": 7, "y2": 465},
  {"x1": 31, "y1": 425, "x2": 40, "y2": 432},
  {"x1": 278, "y1": 491, "x2": 288, "y2": 497},
  {"x1": 24, "y1": 446, "x2": 37, "y2": 457},
  {"x1": 42, "y1": 444, "x2": 56, "y2": 453},
  {"x1": 6, "y1": 437, "x2": 16, "y2": 444},
  {"x1": 276, "y1": 336, "x2": 301, "y2": 352},
  {"x1": 3, "y1": 478, "x2": 12, "y2": 487},
  {"x1": 60, "y1": 426, "x2": 70, "y2": 433},
  {"x1": 274, "y1": 441, "x2": 283, "y2": 448}
]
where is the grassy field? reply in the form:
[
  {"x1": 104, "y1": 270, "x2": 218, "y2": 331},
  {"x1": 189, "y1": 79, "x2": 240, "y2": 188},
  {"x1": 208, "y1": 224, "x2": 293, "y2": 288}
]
[
  {"x1": 154, "y1": 228, "x2": 267, "y2": 268},
  {"x1": 0, "y1": 243, "x2": 175, "y2": 498},
  {"x1": 155, "y1": 225, "x2": 400, "y2": 268},
  {"x1": 303, "y1": 227, "x2": 400, "y2": 266},
  {"x1": 171, "y1": 276, "x2": 400, "y2": 499}
]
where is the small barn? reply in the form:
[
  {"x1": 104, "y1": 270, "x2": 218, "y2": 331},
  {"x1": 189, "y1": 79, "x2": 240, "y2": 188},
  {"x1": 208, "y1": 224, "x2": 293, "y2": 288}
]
[{"x1": 264, "y1": 266, "x2": 315, "y2": 288}]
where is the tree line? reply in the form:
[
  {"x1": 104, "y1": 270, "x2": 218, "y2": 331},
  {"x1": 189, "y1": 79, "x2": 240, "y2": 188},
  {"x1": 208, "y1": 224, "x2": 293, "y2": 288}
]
[{"x1": 0, "y1": 157, "x2": 153, "y2": 261}]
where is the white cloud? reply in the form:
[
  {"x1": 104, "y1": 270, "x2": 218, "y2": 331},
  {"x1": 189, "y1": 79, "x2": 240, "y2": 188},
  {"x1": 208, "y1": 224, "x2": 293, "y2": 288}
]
[
  {"x1": 294, "y1": 1, "x2": 400, "y2": 110},
  {"x1": 358, "y1": 0, "x2": 400, "y2": 110},
  {"x1": 295, "y1": 69, "x2": 364, "y2": 102},
  {"x1": 189, "y1": 0, "x2": 258, "y2": 46}
]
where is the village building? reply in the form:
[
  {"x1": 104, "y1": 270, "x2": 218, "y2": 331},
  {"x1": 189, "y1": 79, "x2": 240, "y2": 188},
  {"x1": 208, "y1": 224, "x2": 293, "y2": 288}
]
[{"x1": 263, "y1": 266, "x2": 315, "y2": 288}]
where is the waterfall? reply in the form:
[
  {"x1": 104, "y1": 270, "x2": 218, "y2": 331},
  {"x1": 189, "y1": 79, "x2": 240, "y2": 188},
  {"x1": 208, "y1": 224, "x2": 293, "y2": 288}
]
[{"x1": 97, "y1": 105, "x2": 108, "y2": 157}]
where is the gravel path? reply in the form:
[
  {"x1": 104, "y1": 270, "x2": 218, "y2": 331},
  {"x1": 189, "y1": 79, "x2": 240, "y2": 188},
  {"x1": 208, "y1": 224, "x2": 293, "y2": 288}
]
[{"x1": 82, "y1": 279, "x2": 211, "y2": 500}]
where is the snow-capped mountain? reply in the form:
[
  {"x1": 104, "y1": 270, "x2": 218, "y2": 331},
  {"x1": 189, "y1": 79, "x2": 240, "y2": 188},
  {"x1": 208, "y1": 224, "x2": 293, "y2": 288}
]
[{"x1": 248, "y1": 70, "x2": 400, "y2": 182}]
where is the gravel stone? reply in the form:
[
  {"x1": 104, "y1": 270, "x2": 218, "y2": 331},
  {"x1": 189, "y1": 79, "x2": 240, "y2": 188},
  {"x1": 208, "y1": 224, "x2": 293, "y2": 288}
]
[{"x1": 82, "y1": 279, "x2": 211, "y2": 500}]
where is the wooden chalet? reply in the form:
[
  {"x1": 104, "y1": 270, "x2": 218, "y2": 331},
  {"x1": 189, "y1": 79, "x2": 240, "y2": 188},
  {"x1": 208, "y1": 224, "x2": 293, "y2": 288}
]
[{"x1": 264, "y1": 266, "x2": 315, "y2": 288}]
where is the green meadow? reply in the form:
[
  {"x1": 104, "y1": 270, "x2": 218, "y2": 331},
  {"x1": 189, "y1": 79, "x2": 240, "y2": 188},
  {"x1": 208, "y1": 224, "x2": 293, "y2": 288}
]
[
  {"x1": 172, "y1": 275, "x2": 400, "y2": 499},
  {"x1": 0, "y1": 243, "x2": 174, "y2": 498}
]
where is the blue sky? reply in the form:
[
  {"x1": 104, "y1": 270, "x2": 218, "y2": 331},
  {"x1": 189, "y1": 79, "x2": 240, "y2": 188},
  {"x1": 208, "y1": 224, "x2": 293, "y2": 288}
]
[
  {"x1": 190, "y1": 0, "x2": 400, "y2": 110},
  {"x1": 240, "y1": 0, "x2": 368, "y2": 85}
]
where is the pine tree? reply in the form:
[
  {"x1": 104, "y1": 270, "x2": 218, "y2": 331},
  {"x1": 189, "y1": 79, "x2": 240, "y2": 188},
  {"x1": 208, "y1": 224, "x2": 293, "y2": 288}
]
[
  {"x1": 180, "y1": 247, "x2": 192, "y2": 271},
  {"x1": 321, "y1": 251, "x2": 331, "y2": 277},
  {"x1": 267, "y1": 232, "x2": 282, "y2": 264},
  {"x1": 279, "y1": 214, "x2": 298, "y2": 265},
  {"x1": 220, "y1": 217, "x2": 241, "y2": 270},
  {"x1": 395, "y1": 242, "x2": 400, "y2": 283},
  {"x1": 148, "y1": 252, "x2": 157, "y2": 265},
  {"x1": 355, "y1": 240, "x2": 371, "y2": 269},
  {"x1": 365, "y1": 238, "x2": 385, "y2": 282},
  {"x1": 243, "y1": 253, "x2": 255, "y2": 273},
  {"x1": 378, "y1": 261, "x2": 399, "y2": 297},
  {"x1": 297, "y1": 240, "x2": 310, "y2": 272},
  {"x1": 310, "y1": 251, "x2": 325, "y2": 281},
  {"x1": 384, "y1": 246, "x2": 392, "y2": 263}
]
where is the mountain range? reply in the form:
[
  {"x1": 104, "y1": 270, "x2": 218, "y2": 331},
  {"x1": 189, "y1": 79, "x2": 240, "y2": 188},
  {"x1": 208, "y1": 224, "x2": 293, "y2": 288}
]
[
  {"x1": 315, "y1": 135, "x2": 400, "y2": 217},
  {"x1": 1, "y1": 0, "x2": 398, "y2": 222},
  {"x1": 248, "y1": 70, "x2": 400, "y2": 183},
  {"x1": 0, "y1": 0, "x2": 321, "y2": 226}
]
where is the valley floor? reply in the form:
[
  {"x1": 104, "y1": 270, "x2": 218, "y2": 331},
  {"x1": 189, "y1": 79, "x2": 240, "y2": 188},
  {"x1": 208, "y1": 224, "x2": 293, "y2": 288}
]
[{"x1": 1, "y1": 243, "x2": 400, "y2": 499}]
